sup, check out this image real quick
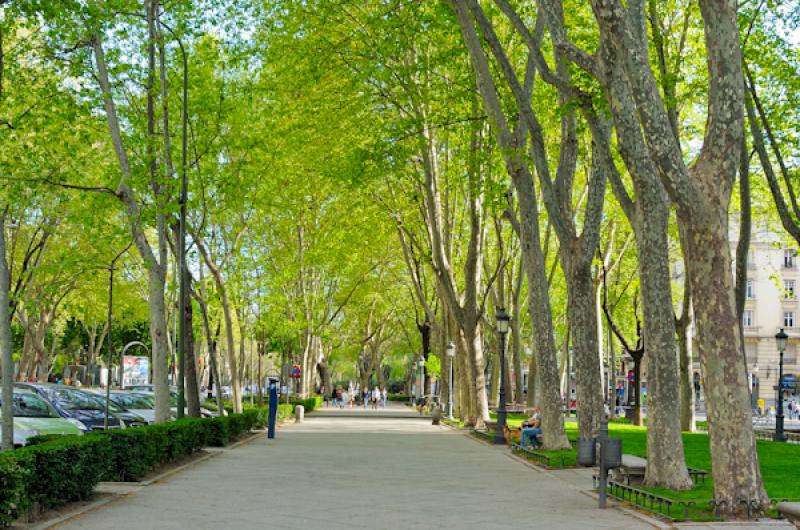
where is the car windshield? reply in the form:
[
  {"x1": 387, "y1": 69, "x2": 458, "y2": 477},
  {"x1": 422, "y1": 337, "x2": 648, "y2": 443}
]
[
  {"x1": 50, "y1": 389, "x2": 125, "y2": 413},
  {"x1": 112, "y1": 393, "x2": 155, "y2": 409},
  {"x1": 0, "y1": 393, "x2": 60, "y2": 418}
]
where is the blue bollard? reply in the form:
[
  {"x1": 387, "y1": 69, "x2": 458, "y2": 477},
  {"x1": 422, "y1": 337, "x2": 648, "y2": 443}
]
[{"x1": 267, "y1": 379, "x2": 278, "y2": 439}]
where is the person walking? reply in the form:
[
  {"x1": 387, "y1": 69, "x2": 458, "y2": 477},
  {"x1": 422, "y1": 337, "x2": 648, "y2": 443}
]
[
  {"x1": 372, "y1": 386, "x2": 381, "y2": 410},
  {"x1": 363, "y1": 388, "x2": 370, "y2": 409},
  {"x1": 381, "y1": 387, "x2": 388, "y2": 409}
]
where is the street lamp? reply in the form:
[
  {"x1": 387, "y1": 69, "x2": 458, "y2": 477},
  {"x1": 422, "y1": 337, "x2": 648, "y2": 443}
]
[
  {"x1": 446, "y1": 341, "x2": 455, "y2": 420},
  {"x1": 495, "y1": 308, "x2": 511, "y2": 445},
  {"x1": 775, "y1": 328, "x2": 788, "y2": 442}
]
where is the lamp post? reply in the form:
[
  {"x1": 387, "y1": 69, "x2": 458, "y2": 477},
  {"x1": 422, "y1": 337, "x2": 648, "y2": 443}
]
[
  {"x1": 446, "y1": 342, "x2": 455, "y2": 419},
  {"x1": 103, "y1": 244, "x2": 131, "y2": 430},
  {"x1": 775, "y1": 328, "x2": 788, "y2": 442},
  {"x1": 495, "y1": 308, "x2": 510, "y2": 445}
]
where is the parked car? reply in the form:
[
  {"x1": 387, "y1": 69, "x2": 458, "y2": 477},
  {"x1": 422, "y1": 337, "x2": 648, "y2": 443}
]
[
  {"x1": 86, "y1": 390, "x2": 172, "y2": 424},
  {"x1": 126, "y1": 385, "x2": 223, "y2": 417},
  {"x1": 14, "y1": 383, "x2": 145, "y2": 430},
  {"x1": 0, "y1": 389, "x2": 85, "y2": 447},
  {"x1": 86, "y1": 392, "x2": 149, "y2": 427}
]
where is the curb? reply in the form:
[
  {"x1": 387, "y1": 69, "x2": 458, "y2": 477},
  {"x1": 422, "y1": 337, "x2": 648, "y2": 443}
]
[{"x1": 21, "y1": 495, "x2": 120, "y2": 530}]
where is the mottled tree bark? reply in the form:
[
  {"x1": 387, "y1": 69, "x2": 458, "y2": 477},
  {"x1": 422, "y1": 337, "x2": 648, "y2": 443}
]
[
  {"x1": 182, "y1": 268, "x2": 200, "y2": 417},
  {"x1": 684, "y1": 217, "x2": 767, "y2": 508},
  {"x1": 451, "y1": 0, "x2": 570, "y2": 448},
  {"x1": 91, "y1": 24, "x2": 171, "y2": 423},
  {"x1": 1, "y1": 212, "x2": 15, "y2": 450},
  {"x1": 564, "y1": 258, "x2": 604, "y2": 437}
]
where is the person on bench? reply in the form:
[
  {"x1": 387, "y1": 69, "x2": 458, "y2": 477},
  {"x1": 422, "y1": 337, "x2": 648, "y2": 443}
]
[{"x1": 520, "y1": 406, "x2": 542, "y2": 449}]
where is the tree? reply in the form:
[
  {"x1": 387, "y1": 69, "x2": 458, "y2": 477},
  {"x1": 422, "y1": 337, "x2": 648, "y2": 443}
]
[{"x1": 537, "y1": 0, "x2": 767, "y2": 510}]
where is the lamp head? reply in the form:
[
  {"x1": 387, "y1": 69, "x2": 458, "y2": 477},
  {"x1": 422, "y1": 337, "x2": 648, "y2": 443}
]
[
  {"x1": 776, "y1": 328, "x2": 789, "y2": 353},
  {"x1": 446, "y1": 341, "x2": 455, "y2": 358},
  {"x1": 496, "y1": 308, "x2": 510, "y2": 334}
]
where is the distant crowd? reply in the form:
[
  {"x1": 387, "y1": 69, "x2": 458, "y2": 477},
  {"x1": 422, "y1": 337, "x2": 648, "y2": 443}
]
[{"x1": 323, "y1": 384, "x2": 388, "y2": 409}]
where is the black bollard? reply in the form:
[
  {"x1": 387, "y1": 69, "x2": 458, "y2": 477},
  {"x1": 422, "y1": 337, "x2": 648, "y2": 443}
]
[{"x1": 267, "y1": 378, "x2": 278, "y2": 439}]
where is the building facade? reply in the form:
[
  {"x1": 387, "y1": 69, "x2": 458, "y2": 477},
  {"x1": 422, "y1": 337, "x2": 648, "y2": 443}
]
[{"x1": 737, "y1": 227, "x2": 799, "y2": 408}]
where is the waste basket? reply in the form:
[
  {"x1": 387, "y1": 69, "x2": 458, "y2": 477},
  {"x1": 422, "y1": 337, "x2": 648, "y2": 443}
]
[{"x1": 577, "y1": 437, "x2": 596, "y2": 467}]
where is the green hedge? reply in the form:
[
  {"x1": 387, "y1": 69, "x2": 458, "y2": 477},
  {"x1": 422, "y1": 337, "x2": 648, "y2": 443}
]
[
  {"x1": 290, "y1": 396, "x2": 322, "y2": 413},
  {"x1": 388, "y1": 393, "x2": 410, "y2": 402},
  {"x1": 0, "y1": 435, "x2": 112, "y2": 523},
  {"x1": 0, "y1": 408, "x2": 268, "y2": 526},
  {"x1": 277, "y1": 403, "x2": 293, "y2": 421}
]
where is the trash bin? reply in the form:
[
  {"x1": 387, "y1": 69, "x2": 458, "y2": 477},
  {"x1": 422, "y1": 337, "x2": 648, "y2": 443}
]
[
  {"x1": 624, "y1": 407, "x2": 636, "y2": 422},
  {"x1": 577, "y1": 437, "x2": 596, "y2": 467},
  {"x1": 432, "y1": 407, "x2": 442, "y2": 425},
  {"x1": 603, "y1": 437, "x2": 623, "y2": 468}
]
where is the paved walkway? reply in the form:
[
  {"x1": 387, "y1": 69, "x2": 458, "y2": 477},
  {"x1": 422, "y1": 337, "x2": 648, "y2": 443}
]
[{"x1": 56, "y1": 407, "x2": 655, "y2": 530}]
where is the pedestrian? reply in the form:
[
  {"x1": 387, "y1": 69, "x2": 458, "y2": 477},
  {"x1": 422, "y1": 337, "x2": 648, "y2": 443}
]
[
  {"x1": 372, "y1": 386, "x2": 380, "y2": 410},
  {"x1": 381, "y1": 387, "x2": 388, "y2": 409}
]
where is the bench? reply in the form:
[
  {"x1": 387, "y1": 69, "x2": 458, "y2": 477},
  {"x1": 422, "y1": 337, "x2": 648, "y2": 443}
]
[
  {"x1": 777, "y1": 502, "x2": 800, "y2": 528},
  {"x1": 611, "y1": 455, "x2": 708, "y2": 486},
  {"x1": 611, "y1": 455, "x2": 648, "y2": 485}
]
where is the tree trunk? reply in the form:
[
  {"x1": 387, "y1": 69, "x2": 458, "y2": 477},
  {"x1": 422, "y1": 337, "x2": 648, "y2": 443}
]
[
  {"x1": 463, "y1": 320, "x2": 489, "y2": 427},
  {"x1": 456, "y1": 331, "x2": 473, "y2": 425},
  {"x1": 148, "y1": 268, "x2": 171, "y2": 423},
  {"x1": 637, "y1": 204, "x2": 692, "y2": 489},
  {"x1": 510, "y1": 272, "x2": 524, "y2": 405},
  {"x1": 183, "y1": 269, "x2": 200, "y2": 417},
  {"x1": 216, "y1": 280, "x2": 242, "y2": 413},
  {"x1": 631, "y1": 353, "x2": 642, "y2": 426},
  {"x1": 565, "y1": 259, "x2": 604, "y2": 438},
  {"x1": 677, "y1": 317, "x2": 696, "y2": 432},
  {"x1": 684, "y1": 216, "x2": 767, "y2": 507},
  {"x1": 1, "y1": 213, "x2": 14, "y2": 450},
  {"x1": 488, "y1": 347, "x2": 499, "y2": 407}
]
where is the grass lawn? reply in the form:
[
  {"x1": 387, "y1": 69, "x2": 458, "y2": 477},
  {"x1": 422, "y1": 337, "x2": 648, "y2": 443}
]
[{"x1": 491, "y1": 412, "x2": 800, "y2": 520}]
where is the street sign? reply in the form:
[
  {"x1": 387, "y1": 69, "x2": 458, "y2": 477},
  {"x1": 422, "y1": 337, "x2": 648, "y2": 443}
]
[{"x1": 290, "y1": 364, "x2": 302, "y2": 379}]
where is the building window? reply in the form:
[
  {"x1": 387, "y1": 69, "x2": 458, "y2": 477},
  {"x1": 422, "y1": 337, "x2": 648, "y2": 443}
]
[
  {"x1": 745, "y1": 343, "x2": 757, "y2": 364},
  {"x1": 786, "y1": 280, "x2": 797, "y2": 300},
  {"x1": 784, "y1": 311, "x2": 795, "y2": 328},
  {"x1": 743, "y1": 310, "x2": 754, "y2": 327},
  {"x1": 746, "y1": 279, "x2": 755, "y2": 299},
  {"x1": 785, "y1": 249, "x2": 796, "y2": 269},
  {"x1": 784, "y1": 344, "x2": 797, "y2": 365}
]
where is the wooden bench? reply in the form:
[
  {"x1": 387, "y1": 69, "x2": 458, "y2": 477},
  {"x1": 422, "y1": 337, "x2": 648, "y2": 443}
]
[{"x1": 777, "y1": 502, "x2": 800, "y2": 528}]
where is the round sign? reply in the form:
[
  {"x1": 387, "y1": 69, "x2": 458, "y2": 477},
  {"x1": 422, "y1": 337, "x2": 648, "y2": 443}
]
[{"x1": 290, "y1": 364, "x2": 302, "y2": 379}]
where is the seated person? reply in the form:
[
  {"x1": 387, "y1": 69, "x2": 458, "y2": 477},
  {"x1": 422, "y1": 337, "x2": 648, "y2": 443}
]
[{"x1": 519, "y1": 406, "x2": 542, "y2": 449}]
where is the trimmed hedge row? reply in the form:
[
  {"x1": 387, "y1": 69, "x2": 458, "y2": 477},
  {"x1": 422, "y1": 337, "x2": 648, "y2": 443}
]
[
  {"x1": 0, "y1": 408, "x2": 267, "y2": 526},
  {"x1": 277, "y1": 403, "x2": 293, "y2": 421},
  {"x1": 290, "y1": 396, "x2": 322, "y2": 413}
]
